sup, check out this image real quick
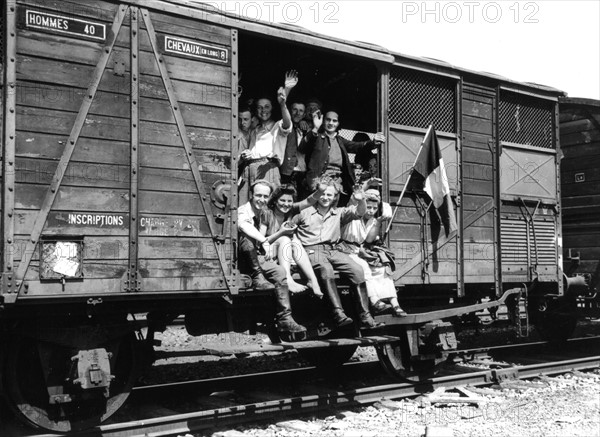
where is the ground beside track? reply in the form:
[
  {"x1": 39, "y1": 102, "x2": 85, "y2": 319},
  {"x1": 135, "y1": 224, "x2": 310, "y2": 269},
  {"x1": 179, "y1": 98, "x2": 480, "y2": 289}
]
[{"x1": 205, "y1": 369, "x2": 600, "y2": 437}]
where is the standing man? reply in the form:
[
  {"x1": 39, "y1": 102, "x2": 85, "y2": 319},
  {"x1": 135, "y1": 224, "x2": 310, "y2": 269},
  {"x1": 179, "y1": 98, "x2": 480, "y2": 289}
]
[
  {"x1": 299, "y1": 111, "x2": 386, "y2": 204},
  {"x1": 240, "y1": 71, "x2": 299, "y2": 188},
  {"x1": 280, "y1": 100, "x2": 307, "y2": 196},
  {"x1": 238, "y1": 179, "x2": 307, "y2": 341}
]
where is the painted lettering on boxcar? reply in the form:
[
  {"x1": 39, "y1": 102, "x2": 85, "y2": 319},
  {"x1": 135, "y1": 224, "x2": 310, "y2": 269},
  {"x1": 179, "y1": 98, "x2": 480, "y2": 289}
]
[
  {"x1": 139, "y1": 216, "x2": 205, "y2": 237},
  {"x1": 162, "y1": 35, "x2": 229, "y2": 64},
  {"x1": 48, "y1": 212, "x2": 128, "y2": 228},
  {"x1": 20, "y1": 9, "x2": 107, "y2": 41}
]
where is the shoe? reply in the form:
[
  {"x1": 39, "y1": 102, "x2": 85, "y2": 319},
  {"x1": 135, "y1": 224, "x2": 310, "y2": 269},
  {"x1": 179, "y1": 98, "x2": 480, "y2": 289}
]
[
  {"x1": 332, "y1": 309, "x2": 354, "y2": 327},
  {"x1": 353, "y1": 283, "x2": 384, "y2": 329},
  {"x1": 252, "y1": 273, "x2": 276, "y2": 291},
  {"x1": 274, "y1": 285, "x2": 306, "y2": 342},
  {"x1": 322, "y1": 279, "x2": 353, "y2": 328},
  {"x1": 371, "y1": 300, "x2": 393, "y2": 315},
  {"x1": 392, "y1": 306, "x2": 408, "y2": 317}
]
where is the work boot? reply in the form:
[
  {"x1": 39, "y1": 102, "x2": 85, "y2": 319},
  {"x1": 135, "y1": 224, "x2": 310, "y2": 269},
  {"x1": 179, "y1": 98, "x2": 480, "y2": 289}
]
[
  {"x1": 322, "y1": 278, "x2": 353, "y2": 327},
  {"x1": 239, "y1": 238, "x2": 276, "y2": 291},
  {"x1": 353, "y1": 283, "x2": 384, "y2": 329},
  {"x1": 274, "y1": 285, "x2": 307, "y2": 341},
  {"x1": 252, "y1": 273, "x2": 276, "y2": 291}
]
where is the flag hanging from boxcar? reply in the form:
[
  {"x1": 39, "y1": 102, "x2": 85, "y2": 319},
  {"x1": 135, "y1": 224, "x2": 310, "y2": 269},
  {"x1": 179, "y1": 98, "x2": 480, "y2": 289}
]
[{"x1": 413, "y1": 127, "x2": 458, "y2": 235}]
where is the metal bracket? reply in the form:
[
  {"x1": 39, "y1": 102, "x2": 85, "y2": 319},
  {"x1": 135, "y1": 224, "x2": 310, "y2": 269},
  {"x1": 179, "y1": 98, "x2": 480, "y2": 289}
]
[{"x1": 122, "y1": 270, "x2": 141, "y2": 292}]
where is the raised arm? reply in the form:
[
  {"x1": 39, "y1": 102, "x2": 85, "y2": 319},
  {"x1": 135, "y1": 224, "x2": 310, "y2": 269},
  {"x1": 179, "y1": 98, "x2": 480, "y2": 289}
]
[
  {"x1": 365, "y1": 202, "x2": 392, "y2": 243},
  {"x1": 279, "y1": 70, "x2": 298, "y2": 131},
  {"x1": 295, "y1": 180, "x2": 327, "y2": 211}
]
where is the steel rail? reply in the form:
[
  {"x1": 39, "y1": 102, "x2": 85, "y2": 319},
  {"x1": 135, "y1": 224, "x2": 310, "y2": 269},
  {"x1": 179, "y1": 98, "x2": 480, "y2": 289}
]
[{"x1": 32, "y1": 352, "x2": 600, "y2": 437}]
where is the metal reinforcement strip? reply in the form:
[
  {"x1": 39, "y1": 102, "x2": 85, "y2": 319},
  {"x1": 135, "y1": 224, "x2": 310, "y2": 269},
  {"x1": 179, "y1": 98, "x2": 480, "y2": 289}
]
[{"x1": 35, "y1": 355, "x2": 600, "y2": 437}]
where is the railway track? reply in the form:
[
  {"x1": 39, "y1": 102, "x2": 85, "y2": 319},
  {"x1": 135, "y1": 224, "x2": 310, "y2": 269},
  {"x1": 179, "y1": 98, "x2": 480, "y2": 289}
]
[{"x1": 10, "y1": 336, "x2": 598, "y2": 437}]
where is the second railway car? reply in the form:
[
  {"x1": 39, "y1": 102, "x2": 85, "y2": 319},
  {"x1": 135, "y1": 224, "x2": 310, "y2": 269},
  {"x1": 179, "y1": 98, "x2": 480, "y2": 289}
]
[
  {"x1": 0, "y1": 0, "x2": 575, "y2": 431},
  {"x1": 558, "y1": 97, "x2": 600, "y2": 329}
]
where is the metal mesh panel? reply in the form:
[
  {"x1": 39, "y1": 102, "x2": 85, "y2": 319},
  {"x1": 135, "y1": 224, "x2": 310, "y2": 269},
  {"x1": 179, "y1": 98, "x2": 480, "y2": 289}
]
[
  {"x1": 499, "y1": 91, "x2": 554, "y2": 149},
  {"x1": 389, "y1": 68, "x2": 456, "y2": 133}
]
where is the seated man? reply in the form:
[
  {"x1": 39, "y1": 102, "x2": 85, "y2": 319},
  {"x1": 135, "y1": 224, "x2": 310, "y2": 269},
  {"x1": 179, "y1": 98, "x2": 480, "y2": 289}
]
[
  {"x1": 238, "y1": 179, "x2": 307, "y2": 340},
  {"x1": 291, "y1": 177, "x2": 382, "y2": 329}
]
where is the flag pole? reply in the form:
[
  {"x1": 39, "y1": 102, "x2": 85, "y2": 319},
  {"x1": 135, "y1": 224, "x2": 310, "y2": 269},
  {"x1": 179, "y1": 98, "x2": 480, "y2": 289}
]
[{"x1": 384, "y1": 125, "x2": 433, "y2": 239}]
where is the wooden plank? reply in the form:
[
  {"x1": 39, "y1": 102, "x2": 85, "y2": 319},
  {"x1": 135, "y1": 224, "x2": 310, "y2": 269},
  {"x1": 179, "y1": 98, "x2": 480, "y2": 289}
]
[
  {"x1": 140, "y1": 144, "x2": 231, "y2": 173},
  {"x1": 561, "y1": 154, "x2": 600, "y2": 171},
  {"x1": 17, "y1": 53, "x2": 230, "y2": 95},
  {"x1": 139, "y1": 167, "x2": 227, "y2": 193},
  {"x1": 388, "y1": 223, "x2": 422, "y2": 241},
  {"x1": 462, "y1": 162, "x2": 493, "y2": 181},
  {"x1": 14, "y1": 210, "x2": 130, "y2": 236},
  {"x1": 139, "y1": 121, "x2": 230, "y2": 150},
  {"x1": 17, "y1": 30, "x2": 104, "y2": 64},
  {"x1": 17, "y1": 106, "x2": 128, "y2": 141},
  {"x1": 16, "y1": 63, "x2": 230, "y2": 108},
  {"x1": 139, "y1": 96, "x2": 231, "y2": 128},
  {"x1": 462, "y1": 114, "x2": 493, "y2": 135},
  {"x1": 562, "y1": 195, "x2": 600, "y2": 208},
  {"x1": 138, "y1": 237, "x2": 209, "y2": 259},
  {"x1": 138, "y1": 215, "x2": 211, "y2": 237},
  {"x1": 16, "y1": 157, "x2": 129, "y2": 189},
  {"x1": 463, "y1": 260, "x2": 496, "y2": 278},
  {"x1": 462, "y1": 92, "x2": 494, "y2": 105},
  {"x1": 16, "y1": 133, "x2": 129, "y2": 164},
  {"x1": 16, "y1": 184, "x2": 130, "y2": 211},
  {"x1": 562, "y1": 182, "x2": 600, "y2": 197},
  {"x1": 463, "y1": 178, "x2": 493, "y2": 196},
  {"x1": 389, "y1": 241, "x2": 421, "y2": 261},
  {"x1": 17, "y1": 107, "x2": 230, "y2": 150},
  {"x1": 462, "y1": 194, "x2": 494, "y2": 212},
  {"x1": 141, "y1": 276, "x2": 225, "y2": 292},
  {"x1": 138, "y1": 190, "x2": 203, "y2": 215},
  {"x1": 20, "y1": 0, "x2": 119, "y2": 22},
  {"x1": 139, "y1": 75, "x2": 231, "y2": 107},
  {"x1": 462, "y1": 100, "x2": 492, "y2": 120},
  {"x1": 139, "y1": 258, "x2": 222, "y2": 277},
  {"x1": 20, "y1": 278, "x2": 123, "y2": 296},
  {"x1": 138, "y1": 50, "x2": 230, "y2": 84},
  {"x1": 561, "y1": 129, "x2": 600, "y2": 147},
  {"x1": 147, "y1": 8, "x2": 230, "y2": 44},
  {"x1": 560, "y1": 142, "x2": 600, "y2": 158},
  {"x1": 12, "y1": 236, "x2": 129, "y2": 262},
  {"x1": 560, "y1": 118, "x2": 595, "y2": 135},
  {"x1": 463, "y1": 226, "x2": 494, "y2": 243},
  {"x1": 462, "y1": 147, "x2": 493, "y2": 165},
  {"x1": 25, "y1": 260, "x2": 129, "y2": 280}
]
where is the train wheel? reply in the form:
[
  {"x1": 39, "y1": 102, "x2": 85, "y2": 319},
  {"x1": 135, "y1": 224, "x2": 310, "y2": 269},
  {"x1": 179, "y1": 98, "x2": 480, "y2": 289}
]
[
  {"x1": 4, "y1": 333, "x2": 139, "y2": 432},
  {"x1": 535, "y1": 312, "x2": 578, "y2": 341},
  {"x1": 531, "y1": 297, "x2": 578, "y2": 341}
]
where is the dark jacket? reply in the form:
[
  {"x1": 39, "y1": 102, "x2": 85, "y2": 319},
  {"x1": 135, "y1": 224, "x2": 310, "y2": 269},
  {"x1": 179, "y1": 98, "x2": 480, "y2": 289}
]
[{"x1": 298, "y1": 130, "x2": 375, "y2": 194}]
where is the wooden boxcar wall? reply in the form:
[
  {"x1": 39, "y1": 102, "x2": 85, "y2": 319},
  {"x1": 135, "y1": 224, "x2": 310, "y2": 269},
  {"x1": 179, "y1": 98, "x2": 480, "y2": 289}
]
[
  {"x1": 3, "y1": 0, "x2": 237, "y2": 299},
  {"x1": 559, "y1": 98, "x2": 600, "y2": 281}
]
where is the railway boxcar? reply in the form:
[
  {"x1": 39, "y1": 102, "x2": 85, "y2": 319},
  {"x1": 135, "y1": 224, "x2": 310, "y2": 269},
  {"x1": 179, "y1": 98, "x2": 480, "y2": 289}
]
[
  {"x1": 559, "y1": 97, "x2": 600, "y2": 321},
  {"x1": 1, "y1": 0, "x2": 569, "y2": 431}
]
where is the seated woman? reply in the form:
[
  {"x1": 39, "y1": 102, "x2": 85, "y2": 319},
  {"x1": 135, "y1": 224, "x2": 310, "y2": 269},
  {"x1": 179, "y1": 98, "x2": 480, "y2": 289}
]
[
  {"x1": 260, "y1": 183, "x2": 325, "y2": 298},
  {"x1": 341, "y1": 189, "x2": 407, "y2": 317}
]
